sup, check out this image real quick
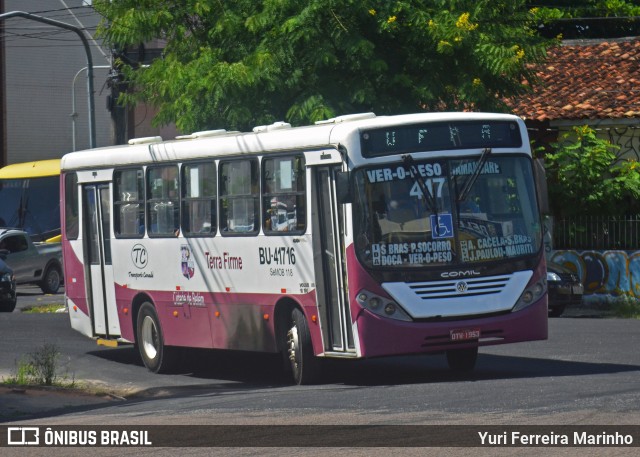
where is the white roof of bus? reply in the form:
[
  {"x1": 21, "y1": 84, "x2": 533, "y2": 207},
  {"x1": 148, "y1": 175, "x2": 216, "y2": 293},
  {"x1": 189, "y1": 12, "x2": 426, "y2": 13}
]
[{"x1": 60, "y1": 112, "x2": 524, "y2": 171}]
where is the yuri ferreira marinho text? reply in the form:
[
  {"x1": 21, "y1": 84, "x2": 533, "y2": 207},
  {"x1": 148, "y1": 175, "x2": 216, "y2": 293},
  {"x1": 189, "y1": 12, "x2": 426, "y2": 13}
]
[{"x1": 479, "y1": 431, "x2": 634, "y2": 446}]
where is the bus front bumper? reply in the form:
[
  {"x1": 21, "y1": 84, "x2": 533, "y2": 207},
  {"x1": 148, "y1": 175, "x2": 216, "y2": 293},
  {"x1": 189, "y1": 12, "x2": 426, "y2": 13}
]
[{"x1": 353, "y1": 296, "x2": 548, "y2": 359}]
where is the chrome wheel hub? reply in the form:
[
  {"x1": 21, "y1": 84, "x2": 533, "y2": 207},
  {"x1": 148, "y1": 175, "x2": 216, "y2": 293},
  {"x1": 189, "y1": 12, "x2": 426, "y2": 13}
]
[
  {"x1": 287, "y1": 325, "x2": 299, "y2": 368},
  {"x1": 141, "y1": 315, "x2": 158, "y2": 360}
]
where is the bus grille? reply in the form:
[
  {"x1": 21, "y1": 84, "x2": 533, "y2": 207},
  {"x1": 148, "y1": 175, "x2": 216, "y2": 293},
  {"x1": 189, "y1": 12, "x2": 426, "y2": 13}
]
[
  {"x1": 382, "y1": 271, "x2": 532, "y2": 319},
  {"x1": 408, "y1": 275, "x2": 511, "y2": 299}
]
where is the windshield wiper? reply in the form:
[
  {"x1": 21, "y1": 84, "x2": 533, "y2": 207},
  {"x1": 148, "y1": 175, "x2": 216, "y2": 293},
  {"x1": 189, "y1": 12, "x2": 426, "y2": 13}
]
[
  {"x1": 402, "y1": 154, "x2": 438, "y2": 217},
  {"x1": 457, "y1": 147, "x2": 492, "y2": 203}
]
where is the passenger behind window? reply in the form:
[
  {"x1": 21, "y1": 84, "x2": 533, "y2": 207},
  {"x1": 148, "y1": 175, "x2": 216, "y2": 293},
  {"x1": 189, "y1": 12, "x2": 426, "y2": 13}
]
[{"x1": 387, "y1": 198, "x2": 416, "y2": 223}]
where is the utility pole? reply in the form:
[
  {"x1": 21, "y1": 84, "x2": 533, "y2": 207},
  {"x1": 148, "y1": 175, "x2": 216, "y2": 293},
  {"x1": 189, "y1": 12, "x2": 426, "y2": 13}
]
[
  {"x1": 0, "y1": 1, "x2": 6, "y2": 167},
  {"x1": 71, "y1": 65, "x2": 110, "y2": 151},
  {"x1": 0, "y1": 10, "x2": 97, "y2": 149}
]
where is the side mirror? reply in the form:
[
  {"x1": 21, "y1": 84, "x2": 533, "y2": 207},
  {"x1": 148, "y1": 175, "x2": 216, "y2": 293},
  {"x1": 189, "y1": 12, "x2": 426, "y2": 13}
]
[
  {"x1": 335, "y1": 171, "x2": 352, "y2": 204},
  {"x1": 0, "y1": 249, "x2": 8, "y2": 260},
  {"x1": 533, "y1": 158, "x2": 550, "y2": 215}
]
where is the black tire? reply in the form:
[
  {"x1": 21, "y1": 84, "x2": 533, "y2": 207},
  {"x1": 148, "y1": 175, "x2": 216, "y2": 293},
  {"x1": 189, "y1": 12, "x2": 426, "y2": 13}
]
[
  {"x1": 548, "y1": 305, "x2": 565, "y2": 317},
  {"x1": 286, "y1": 308, "x2": 321, "y2": 385},
  {"x1": 39, "y1": 264, "x2": 62, "y2": 294},
  {"x1": 136, "y1": 302, "x2": 176, "y2": 373},
  {"x1": 0, "y1": 297, "x2": 17, "y2": 312},
  {"x1": 446, "y1": 347, "x2": 478, "y2": 373}
]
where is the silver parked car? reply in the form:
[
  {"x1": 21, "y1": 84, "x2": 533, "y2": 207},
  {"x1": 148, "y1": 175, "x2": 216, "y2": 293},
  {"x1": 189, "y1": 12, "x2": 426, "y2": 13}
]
[{"x1": 0, "y1": 228, "x2": 63, "y2": 294}]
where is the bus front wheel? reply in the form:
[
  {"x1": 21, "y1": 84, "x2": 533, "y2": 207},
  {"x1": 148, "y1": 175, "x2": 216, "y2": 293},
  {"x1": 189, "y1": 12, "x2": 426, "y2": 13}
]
[
  {"x1": 286, "y1": 308, "x2": 321, "y2": 385},
  {"x1": 446, "y1": 347, "x2": 478, "y2": 373},
  {"x1": 136, "y1": 302, "x2": 176, "y2": 373}
]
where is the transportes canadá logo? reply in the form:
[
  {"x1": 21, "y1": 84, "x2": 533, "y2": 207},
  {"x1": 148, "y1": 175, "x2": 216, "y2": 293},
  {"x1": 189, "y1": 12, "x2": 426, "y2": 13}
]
[
  {"x1": 181, "y1": 245, "x2": 195, "y2": 279},
  {"x1": 131, "y1": 244, "x2": 148, "y2": 269}
]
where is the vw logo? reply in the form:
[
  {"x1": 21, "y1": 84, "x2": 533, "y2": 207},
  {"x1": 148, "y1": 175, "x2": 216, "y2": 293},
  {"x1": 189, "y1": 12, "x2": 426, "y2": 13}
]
[{"x1": 456, "y1": 281, "x2": 468, "y2": 293}]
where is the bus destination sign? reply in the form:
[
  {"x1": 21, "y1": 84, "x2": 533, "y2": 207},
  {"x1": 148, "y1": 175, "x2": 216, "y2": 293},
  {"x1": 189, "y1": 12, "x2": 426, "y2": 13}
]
[{"x1": 360, "y1": 120, "x2": 522, "y2": 157}]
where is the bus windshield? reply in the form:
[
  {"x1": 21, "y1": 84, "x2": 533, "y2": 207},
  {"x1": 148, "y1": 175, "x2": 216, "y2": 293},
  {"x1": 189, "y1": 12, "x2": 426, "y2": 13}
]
[
  {"x1": 0, "y1": 160, "x2": 61, "y2": 241},
  {"x1": 352, "y1": 155, "x2": 542, "y2": 268}
]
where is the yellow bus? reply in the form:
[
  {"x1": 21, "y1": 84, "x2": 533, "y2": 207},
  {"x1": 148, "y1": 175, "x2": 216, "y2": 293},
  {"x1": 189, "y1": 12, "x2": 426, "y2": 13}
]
[{"x1": 0, "y1": 159, "x2": 61, "y2": 242}]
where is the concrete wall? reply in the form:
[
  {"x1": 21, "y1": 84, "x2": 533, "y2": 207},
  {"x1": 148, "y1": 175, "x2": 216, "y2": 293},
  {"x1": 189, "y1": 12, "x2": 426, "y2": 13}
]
[
  {"x1": 550, "y1": 250, "x2": 640, "y2": 298},
  {"x1": 3, "y1": 0, "x2": 113, "y2": 163}
]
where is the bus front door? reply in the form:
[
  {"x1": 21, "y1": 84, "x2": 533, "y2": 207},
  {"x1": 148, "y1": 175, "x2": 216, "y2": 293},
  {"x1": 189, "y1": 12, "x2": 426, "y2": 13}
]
[
  {"x1": 83, "y1": 184, "x2": 119, "y2": 338},
  {"x1": 312, "y1": 166, "x2": 355, "y2": 355}
]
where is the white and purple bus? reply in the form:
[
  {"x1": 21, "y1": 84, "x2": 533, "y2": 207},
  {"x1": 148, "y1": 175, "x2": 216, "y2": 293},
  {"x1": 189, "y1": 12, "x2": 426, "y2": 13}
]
[{"x1": 61, "y1": 112, "x2": 547, "y2": 384}]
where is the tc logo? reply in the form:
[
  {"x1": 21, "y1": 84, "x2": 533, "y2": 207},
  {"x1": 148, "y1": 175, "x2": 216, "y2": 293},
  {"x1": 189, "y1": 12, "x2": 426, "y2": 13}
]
[{"x1": 131, "y1": 244, "x2": 148, "y2": 269}]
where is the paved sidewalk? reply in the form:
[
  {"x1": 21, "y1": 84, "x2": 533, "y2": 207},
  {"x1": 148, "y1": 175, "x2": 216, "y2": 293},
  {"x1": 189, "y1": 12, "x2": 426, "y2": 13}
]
[{"x1": 0, "y1": 385, "x2": 124, "y2": 422}]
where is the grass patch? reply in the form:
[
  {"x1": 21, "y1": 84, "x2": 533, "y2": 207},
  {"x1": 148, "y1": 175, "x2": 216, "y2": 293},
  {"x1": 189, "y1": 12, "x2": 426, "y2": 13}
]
[
  {"x1": 610, "y1": 295, "x2": 640, "y2": 319},
  {"x1": 2, "y1": 343, "x2": 76, "y2": 388},
  {"x1": 22, "y1": 304, "x2": 66, "y2": 314}
]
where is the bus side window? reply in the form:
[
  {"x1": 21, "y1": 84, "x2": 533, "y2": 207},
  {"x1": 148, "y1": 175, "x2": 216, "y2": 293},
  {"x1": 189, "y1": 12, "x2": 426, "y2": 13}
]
[
  {"x1": 219, "y1": 159, "x2": 259, "y2": 236},
  {"x1": 114, "y1": 168, "x2": 145, "y2": 238},
  {"x1": 147, "y1": 165, "x2": 180, "y2": 237},
  {"x1": 182, "y1": 161, "x2": 217, "y2": 237},
  {"x1": 262, "y1": 155, "x2": 306, "y2": 235},
  {"x1": 64, "y1": 172, "x2": 79, "y2": 240}
]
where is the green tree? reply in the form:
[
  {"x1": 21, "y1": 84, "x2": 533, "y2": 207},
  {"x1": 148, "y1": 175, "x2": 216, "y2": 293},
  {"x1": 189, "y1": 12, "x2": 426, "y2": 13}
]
[
  {"x1": 94, "y1": 0, "x2": 553, "y2": 132},
  {"x1": 545, "y1": 126, "x2": 640, "y2": 217},
  {"x1": 530, "y1": 0, "x2": 640, "y2": 17},
  {"x1": 530, "y1": 1, "x2": 640, "y2": 38}
]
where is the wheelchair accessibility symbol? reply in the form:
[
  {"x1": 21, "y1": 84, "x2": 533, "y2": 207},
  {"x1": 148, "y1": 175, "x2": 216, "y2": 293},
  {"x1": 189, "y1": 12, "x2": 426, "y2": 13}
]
[{"x1": 430, "y1": 214, "x2": 454, "y2": 239}]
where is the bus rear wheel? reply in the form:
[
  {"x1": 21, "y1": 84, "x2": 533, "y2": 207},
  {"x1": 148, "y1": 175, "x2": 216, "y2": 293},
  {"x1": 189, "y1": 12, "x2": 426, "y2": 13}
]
[
  {"x1": 286, "y1": 308, "x2": 321, "y2": 385},
  {"x1": 446, "y1": 347, "x2": 478, "y2": 373},
  {"x1": 136, "y1": 302, "x2": 176, "y2": 373}
]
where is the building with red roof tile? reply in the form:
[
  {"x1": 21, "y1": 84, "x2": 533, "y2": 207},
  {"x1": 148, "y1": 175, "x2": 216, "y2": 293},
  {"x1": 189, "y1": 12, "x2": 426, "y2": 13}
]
[{"x1": 507, "y1": 38, "x2": 640, "y2": 159}]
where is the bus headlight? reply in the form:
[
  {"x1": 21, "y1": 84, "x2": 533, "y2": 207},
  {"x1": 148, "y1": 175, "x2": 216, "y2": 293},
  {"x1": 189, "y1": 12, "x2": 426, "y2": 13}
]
[
  {"x1": 356, "y1": 289, "x2": 412, "y2": 321},
  {"x1": 512, "y1": 278, "x2": 547, "y2": 313}
]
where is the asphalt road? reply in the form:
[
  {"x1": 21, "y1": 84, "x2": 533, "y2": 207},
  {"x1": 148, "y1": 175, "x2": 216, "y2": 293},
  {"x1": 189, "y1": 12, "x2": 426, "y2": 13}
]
[
  {"x1": 1, "y1": 287, "x2": 640, "y2": 456},
  {"x1": 1, "y1": 290, "x2": 639, "y2": 412}
]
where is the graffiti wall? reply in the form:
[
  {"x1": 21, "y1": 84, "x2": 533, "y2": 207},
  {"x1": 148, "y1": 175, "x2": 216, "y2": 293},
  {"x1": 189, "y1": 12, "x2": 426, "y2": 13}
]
[{"x1": 550, "y1": 250, "x2": 640, "y2": 297}]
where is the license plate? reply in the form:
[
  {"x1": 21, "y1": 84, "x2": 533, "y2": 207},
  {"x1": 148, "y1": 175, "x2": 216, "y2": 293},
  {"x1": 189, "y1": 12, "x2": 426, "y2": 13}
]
[{"x1": 450, "y1": 328, "x2": 480, "y2": 341}]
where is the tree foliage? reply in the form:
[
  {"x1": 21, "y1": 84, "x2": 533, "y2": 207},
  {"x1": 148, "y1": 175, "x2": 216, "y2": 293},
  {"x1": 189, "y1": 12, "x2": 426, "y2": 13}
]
[
  {"x1": 530, "y1": 0, "x2": 640, "y2": 17},
  {"x1": 94, "y1": 0, "x2": 553, "y2": 132},
  {"x1": 531, "y1": 0, "x2": 640, "y2": 39},
  {"x1": 545, "y1": 126, "x2": 640, "y2": 217}
]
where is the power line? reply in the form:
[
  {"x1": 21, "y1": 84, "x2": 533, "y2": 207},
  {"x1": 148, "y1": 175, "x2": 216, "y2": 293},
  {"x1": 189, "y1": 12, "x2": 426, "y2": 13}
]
[
  {"x1": 0, "y1": 5, "x2": 107, "y2": 54},
  {"x1": 58, "y1": 0, "x2": 108, "y2": 60}
]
